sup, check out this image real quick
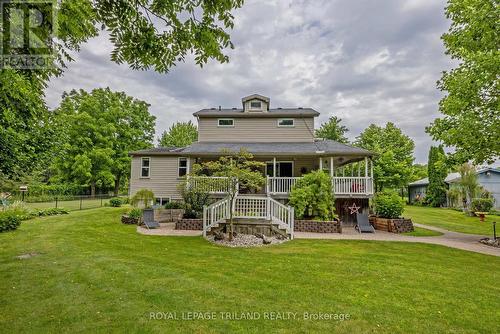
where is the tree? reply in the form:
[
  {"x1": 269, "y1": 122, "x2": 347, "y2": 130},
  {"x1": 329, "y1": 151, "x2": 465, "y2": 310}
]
[
  {"x1": 192, "y1": 149, "x2": 265, "y2": 241},
  {"x1": 426, "y1": 146, "x2": 448, "y2": 207},
  {"x1": 410, "y1": 164, "x2": 428, "y2": 183},
  {"x1": 315, "y1": 116, "x2": 349, "y2": 143},
  {"x1": 1, "y1": 0, "x2": 243, "y2": 179},
  {"x1": 53, "y1": 88, "x2": 156, "y2": 196},
  {"x1": 289, "y1": 170, "x2": 336, "y2": 221},
  {"x1": 159, "y1": 121, "x2": 198, "y2": 148},
  {"x1": 457, "y1": 163, "x2": 479, "y2": 210},
  {"x1": 355, "y1": 123, "x2": 415, "y2": 191},
  {"x1": 426, "y1": 0, "x2": 500, "y2": 164}
]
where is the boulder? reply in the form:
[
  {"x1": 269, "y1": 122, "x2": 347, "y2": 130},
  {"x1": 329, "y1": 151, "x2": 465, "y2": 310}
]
[
  {"x1": 262, "y1": 235, "x2": 272, "y2": 245},
  {"x1": 214, "y1": 231, "x2": 226, "y2": 241}
]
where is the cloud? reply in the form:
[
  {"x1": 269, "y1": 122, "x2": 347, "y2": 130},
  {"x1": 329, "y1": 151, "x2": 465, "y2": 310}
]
[{"x1": 46, "y1": 0, "x2": 453, "y2": 163}]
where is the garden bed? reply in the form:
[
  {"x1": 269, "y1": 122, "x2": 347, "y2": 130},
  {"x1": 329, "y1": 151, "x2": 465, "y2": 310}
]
[
  {"x1": 369, "y1": 216, "x2": 414, "y2": 233},
  {"x1": 294, "y1": 219, "x2": 342, "y2": 233},
  {"x1": 175, "y1": 218, "x2": 203, "y2": 230},
  {"x1": 121, "y1": 215, "x2": 139, "y2": 225},
  {"x1": 154, "y1": 208, "x2": 184, "y2": 223}
]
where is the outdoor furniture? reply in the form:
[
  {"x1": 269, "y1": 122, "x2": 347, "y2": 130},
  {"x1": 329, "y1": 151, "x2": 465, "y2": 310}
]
[
  {"x1": 142, "y1": 208, "x2": 160, "y2": 229},
  {"x1": 355, "y1": 212, "x2": 375, "y2": 233}
]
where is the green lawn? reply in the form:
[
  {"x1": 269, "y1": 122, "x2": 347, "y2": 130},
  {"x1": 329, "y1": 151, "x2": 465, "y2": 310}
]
[
  {"x1": 25, "y1": 198, "x2": 108, "y2": 211},
  {"x1": 404, "y1": 205, "x2": 497, "y2": 235},
  {"x1": 1, "y1": 208, "x2": 499, "y2": 333},
  {"x1": 402, "y1": 226, "x2": 443, "y2": 237}
]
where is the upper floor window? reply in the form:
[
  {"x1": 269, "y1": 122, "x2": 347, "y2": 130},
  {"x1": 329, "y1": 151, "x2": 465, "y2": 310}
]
[
  {"x1": 249, "y1": 101, "x2": 262, "y2": 110},
  {"x1": 178, "y1": 157, "x2": 188, "y2": 177},
  {"x1": 278, "y1": 119, "x2": 294, "y2": 127},
  {"x1": 218, "y1": 119, "x2": 234, "y2": 127},
  {"x1": 141, "y1": 157, "x2": 150, "y2": 178}
]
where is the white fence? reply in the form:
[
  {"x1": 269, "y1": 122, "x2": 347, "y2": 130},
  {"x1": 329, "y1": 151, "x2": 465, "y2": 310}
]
[
  {"x1": 202, "y1": 196, "x2": 231, "y2": 237},
  {"x1": 267, "y1": 176, "x2": 373, "y2": 196},
  {"x1": 187, "y1": 176, "x2": 234, "y2": 194}
]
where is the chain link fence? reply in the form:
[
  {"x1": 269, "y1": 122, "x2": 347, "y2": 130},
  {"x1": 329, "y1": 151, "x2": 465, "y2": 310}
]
[{"x1": 11, "y1": 194, "x2": 128, "y2": 211}]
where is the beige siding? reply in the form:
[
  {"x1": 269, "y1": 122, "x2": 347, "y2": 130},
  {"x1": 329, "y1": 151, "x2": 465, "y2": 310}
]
[
  {"x1": 243, "y1": 100, "x2": 268, "y2": 112},
  {"x1": 198, "y1": 117, "x2": 315, "y2": 142},
  {"x1": 130, "y1": 156, "x2": 187, "y2": 200}
]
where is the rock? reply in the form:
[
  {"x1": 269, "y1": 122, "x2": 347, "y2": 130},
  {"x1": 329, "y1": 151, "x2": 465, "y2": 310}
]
[
  {"x1": 254, "y1": 233, "x2": 264, "y2": 239},
  {"x1": 262, "y1": 235, "x2": 272, "y2": 244},
  {"x1": 207, "y1": 233, "x2": 287, "y2": 248},
  {"x1": 214, "y1": 232, "x2": 226, "y2": 241}
]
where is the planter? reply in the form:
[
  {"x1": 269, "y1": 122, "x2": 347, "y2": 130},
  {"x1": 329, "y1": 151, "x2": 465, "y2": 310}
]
[
  {"x1": 175, "y1": 218, "x2": 203, "y2": 230},
  {"x1": 369, "y1": 217, "x2": 414, "y2": 233},
  {"x1": 294, "y1": 219, "x2": 342, "y2": 233},
  {"x1": 121, "y1": 215, "x2": 140, "y2": 225},
  {"x1": 154, "y1": 208, "x2": 185, "y2": 223},
  {"x1": 474, "y1": 212, "x2": 487, "y2": 222}
]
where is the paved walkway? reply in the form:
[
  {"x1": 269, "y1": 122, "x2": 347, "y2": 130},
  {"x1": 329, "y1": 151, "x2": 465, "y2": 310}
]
[
  {"x1": 295, "y1": 224, "x2": 500, "y2": 257},
  {"x1": 137, "y1": 223, "x2": 499, "y2": 257}
]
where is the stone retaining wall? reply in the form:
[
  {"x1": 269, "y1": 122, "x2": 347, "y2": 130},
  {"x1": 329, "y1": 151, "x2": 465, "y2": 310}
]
[
  {"x1": 121, "y1": 215, "x2": 139, "y2": 225},
  {"x1": 369, "y1": 217, "x2": 414, "y2": 233},
  {"x1": 175, "y1": 219, "x2": 203, "y2": 230},
  {"x1": 294, "y1": 220, "x2": 342, "y2": 233}
]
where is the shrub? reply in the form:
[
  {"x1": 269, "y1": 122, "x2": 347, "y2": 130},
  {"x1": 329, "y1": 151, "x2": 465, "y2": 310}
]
[
  {"x1": 374, "y1": 191, "x2": 404, "y2": 219},
  {"x1": 128, "y1": 208, "x2": 143, "y2": 219},
  {"x1": 181, "y1": 188, "x2": 211, "y2": 219},
  {"x1": 289, "y1": 170, "x2": 336, "y2": 221},
  {"x1": 0, "y1": 211, "x2": 22, "y2": 232},
  {"x1": 164, "y1": 201, "x2": 184, "y2": 209},
  {"x1": 471, "y1": 198, "x2": 494, "y2": 213},
  {"x1": 34, "y1": 208, "x2": 69, "y2": 217},
  {"x1": 131, "y1": 189, "x2": 155, "y2": 208},
  {"x1": 109, "y1": 197, "x2": 123, "y2": 207}
]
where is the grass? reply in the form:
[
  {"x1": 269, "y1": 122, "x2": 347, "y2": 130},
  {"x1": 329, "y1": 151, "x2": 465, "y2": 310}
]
[
  {"x1": 402, "y1": 226, "x2": 443, "y2": 237},
  {"x1": 404, "y1": 205, "x2": 497, "y2": 235},
  {"x1": 1, "y1": 208, "x2": 499, "y2": 333}
]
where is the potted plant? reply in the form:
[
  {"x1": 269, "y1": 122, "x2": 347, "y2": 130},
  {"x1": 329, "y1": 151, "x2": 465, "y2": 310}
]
[
  {"x1": 471, "y1": 198, "x2": 494, "y2": 222},
  {"x1": 372, "y1": 190, "x2": 413, "y2": 233}
]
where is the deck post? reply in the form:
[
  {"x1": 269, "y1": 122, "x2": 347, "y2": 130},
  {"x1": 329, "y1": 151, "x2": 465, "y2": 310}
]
[
  {"x1": 319, "y1": 157, "x2": 323, "y2": 171},
  {"x1": 273, "y1": 157, "x2": 277, "y2": 177},
  {"x1": 330, "y1": 157, "x2": 334, "y2": 177}
]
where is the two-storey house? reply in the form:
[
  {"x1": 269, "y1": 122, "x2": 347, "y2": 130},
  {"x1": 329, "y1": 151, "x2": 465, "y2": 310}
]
[{"x1": 129, "y1": 94, "x2": 375, "y2": 226}]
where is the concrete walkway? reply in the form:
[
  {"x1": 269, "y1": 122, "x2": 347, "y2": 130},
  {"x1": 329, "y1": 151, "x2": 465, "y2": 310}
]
[
  {"x1": 137, "y1": 222, "x2": 499, "y2": 257},
  {"x1": 295, "y1": 224, "x2": 500, "y2": 257}
]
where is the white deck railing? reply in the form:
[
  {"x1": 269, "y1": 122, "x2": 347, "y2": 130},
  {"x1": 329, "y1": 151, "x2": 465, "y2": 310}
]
[
  {"x1": 267, "y1": 176, "x2": 374, "y2": 196},
  {"x1": 187, "y1": 176, "x2": 233, "y2": 194},
  {"x1": 202, "y1": 195, "x2": 294, "y2": 239}
]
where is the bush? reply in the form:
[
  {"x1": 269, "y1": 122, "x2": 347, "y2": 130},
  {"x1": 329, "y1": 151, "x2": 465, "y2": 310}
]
[
  {"x1": 128, "y1": 208, "x2": 143, "y2": 219},
  {"x1": 374, "y1": 191, "x2": 404, "y2": 219},
  {"x1": 181, "y1": 188, "x2": 211, "y2": 219},
  {"x1": 109, "y1": 197, "x2": 123, "y2": 207},
  {"x1": 0, "y1": 211, "x2": 22, "y2": 232},
  {"x1": 131, "y1": 189, "x2": 155, "y2": 208},
  {"x1": 164, "y1": 201, "x2": 184, "y2": 209},
  {"x1": 471, "y1": 198, "x2": 494, "y2": 213},
  {"x1": 289, "y1": 170, "x2": 336, "y2": 221},
  {"x1": 33, "y1": 208, "x2": 69, "y2": 217}
]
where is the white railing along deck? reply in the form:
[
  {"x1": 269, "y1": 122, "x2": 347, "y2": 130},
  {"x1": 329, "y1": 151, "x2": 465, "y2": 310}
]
[
  {"x1": 267, "y1": 176, "x2": 373, "y2": 196},
  {"x1": 202, "y1": 196, "x2": 231, "y2": 237},
  {"x1": 187, "y1": 176, "x2": 233, "y2": 194},
  {"x1": 233, "y1": 195, "x2": 268, "y2": 219}
]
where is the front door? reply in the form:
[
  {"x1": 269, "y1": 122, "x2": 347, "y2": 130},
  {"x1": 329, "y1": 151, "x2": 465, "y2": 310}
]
[{"x1": 266, "y1": 162, "x2": 293, "y2": 177}]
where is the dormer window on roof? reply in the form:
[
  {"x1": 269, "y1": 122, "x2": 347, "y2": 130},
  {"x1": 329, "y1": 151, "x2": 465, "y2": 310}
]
[
  {"x1": 249, "y1": 100, "x2": 262, "y2": 110},
  {"x1": 242, "y1": 94, "x2": 270, "y2": 112}
]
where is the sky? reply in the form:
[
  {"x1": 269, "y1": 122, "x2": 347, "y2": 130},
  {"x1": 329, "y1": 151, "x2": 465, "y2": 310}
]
[{"x1": 45, "y1": 0, "x2": 455, "y2": 164}]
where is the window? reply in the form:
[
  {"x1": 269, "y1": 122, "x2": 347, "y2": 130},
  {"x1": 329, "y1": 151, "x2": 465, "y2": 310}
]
[
  {"x1": 218, "y1": 119, "x2": 234, "y2": 127},
  {"x1": 178, "y1": 157, "x2": 188, "y2": 177},
  {"x1": 278, "y1": 119, "x2": 294, "y2": 127},
  {"x1": 249, "y1": 101, "x2": 262, "y2": 110},
  {"x1": 155, "y1": 198, "x2": 170, "y2": 206},
  {"x1": 141, "y1": 157, "x2": 150, "y2": 178},
  {"x1": 266, "y1": 161, "x2": 294, "y2": 177}
]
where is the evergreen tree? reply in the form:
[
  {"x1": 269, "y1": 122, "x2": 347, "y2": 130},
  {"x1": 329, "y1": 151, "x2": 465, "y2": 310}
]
[{"x1": 426, "y1": 146, "x2": 448, "y2": 207}]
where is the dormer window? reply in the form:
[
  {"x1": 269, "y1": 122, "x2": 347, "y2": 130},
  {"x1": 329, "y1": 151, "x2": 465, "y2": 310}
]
[{"x1": 249, "y1": 101, "x2": 262, "y2": 110}]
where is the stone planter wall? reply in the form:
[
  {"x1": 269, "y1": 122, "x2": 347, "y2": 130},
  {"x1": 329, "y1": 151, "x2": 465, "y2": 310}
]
[
  {"x1": 121, "y1": 215, "x2": 140, "y2": 225},
  {"x1": 294, "y1": 220, "x2": 342, "y2": 233},
  {"x1": 155, "y1": 209, "x2": 185, "y2": 223},
  {"x1": 369, "y1": 217, "x2": 414, "y2": 233},
  {"x1": 175, "y1": 218, "x2": 203, "y2": 230}
]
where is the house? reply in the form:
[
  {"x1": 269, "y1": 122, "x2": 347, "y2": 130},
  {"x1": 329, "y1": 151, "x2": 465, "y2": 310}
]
[
  {"x1": 408, "y1": 167, "x2": 500, "y2": 208},
  {"x1": 129, "y1": 94, "x2": 376, "y2": 234}
]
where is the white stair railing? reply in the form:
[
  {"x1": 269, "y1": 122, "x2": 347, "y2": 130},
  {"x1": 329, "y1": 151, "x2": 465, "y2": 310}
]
[
  {"x1": 202, "y1": 197, "x2": 231, "y2": 237},
  {"x1": 268, "y1": 197, "x2": 294, "y2": 239},
  {"x1": 233, "y1": 196, "x2": 268, "y2": 219}
]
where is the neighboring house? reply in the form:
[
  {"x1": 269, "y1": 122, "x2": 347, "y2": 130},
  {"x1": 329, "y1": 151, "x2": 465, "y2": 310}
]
[
  {"x1": 408, "y1": 168, "x2": 500, "y2": 208},
  {"x1": 130, "y1": 94, "x2": 376, "y2": 225}
]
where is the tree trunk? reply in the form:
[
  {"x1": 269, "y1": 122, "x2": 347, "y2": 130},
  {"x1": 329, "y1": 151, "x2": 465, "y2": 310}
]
[
  {"x1": 90, "y1": 181, "x2": 96, "y2": 197},
  {"x1": 114, "y1": 175, "x2": 121, "y2": 196}
]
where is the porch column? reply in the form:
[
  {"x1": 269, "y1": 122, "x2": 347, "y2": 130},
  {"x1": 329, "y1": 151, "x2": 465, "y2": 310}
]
[
  {"x1": 187, "y1": 157, "x2": 191, "y2": 174},
  {"x1": 364, "y1": 157, "x2": 368, "y2": 177},
  {"x1": 319, "y1": 157, "x2": 323, "y2": 171},
  {"x1": 330, "y1": 157, "x2": 334, "y2": 177},
  {"x1": 273, "y1": 157, "x2": 277, "y2": 177}
]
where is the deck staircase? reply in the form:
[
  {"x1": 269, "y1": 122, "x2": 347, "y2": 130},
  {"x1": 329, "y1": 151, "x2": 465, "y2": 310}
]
[{"x1": 203, "y1": 195, "x2": 294, "y2": 239}]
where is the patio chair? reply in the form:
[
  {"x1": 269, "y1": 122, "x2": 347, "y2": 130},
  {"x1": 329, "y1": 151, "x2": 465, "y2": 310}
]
[
  {"x1": 142, "y1": 208, "x2": 160, "y2": 229},
  {"x1": 355, "y1": 212, "x2": 375, "y2": 233}
]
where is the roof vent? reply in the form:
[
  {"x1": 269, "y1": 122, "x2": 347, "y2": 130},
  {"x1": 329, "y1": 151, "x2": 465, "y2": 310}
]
[
  {"x1": 232, "y1": 107, "x2": 237, "y2": 110},
  {"x1": 277, "y1": 107, "x2": 282, "y2": 109},
  {"x1": 298, "y1": 107, "x2": 303, "y2": 109},
  {"x1": 210, "y1": 107, "x2": 216, "y2": 110},
  {"x1": 218, "y1": 106, "x2": 221, "y2": 111}
]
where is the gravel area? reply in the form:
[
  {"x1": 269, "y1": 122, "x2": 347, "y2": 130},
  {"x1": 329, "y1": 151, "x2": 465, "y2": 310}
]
[{"x1": 207, "y1": 234, "x2": 287, "y2": 247}]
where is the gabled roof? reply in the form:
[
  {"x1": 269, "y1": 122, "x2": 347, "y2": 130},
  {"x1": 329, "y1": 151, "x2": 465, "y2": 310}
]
[
  {"x1": 242, "y1": 94, "x2": 270, "y2": 104},
  {"x1": 408, "y1": 167, "x2": 500, "y2": 187},
  {"x1": 193, "y1": 108, "x2": 319, "y2": 117},
  {"x1": 130, "y1": 140, "x2": 375, "y2": 159}
]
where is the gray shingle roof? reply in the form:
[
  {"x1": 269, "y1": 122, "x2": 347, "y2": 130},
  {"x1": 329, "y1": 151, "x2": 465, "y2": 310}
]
[{"x1": 193, "y1": 108, "x2": 319, "y2": 117}]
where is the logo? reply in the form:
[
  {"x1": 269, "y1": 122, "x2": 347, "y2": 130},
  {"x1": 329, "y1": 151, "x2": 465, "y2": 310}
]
[{"x1": 1, "y1": 0, "x2": 56, "y2": 69}]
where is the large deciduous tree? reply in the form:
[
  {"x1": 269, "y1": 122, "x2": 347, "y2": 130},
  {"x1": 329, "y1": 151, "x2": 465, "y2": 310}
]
[
  {"x1": 159, "y1": 121, "x2": 198, "y2": 148},
  {"x1": 356, "y1": 123, "x2": 415, "y2": 191},
  {"x1": 53, "y1": 88, "x2": 156, "y2": 195},
  {"x1": 315, "y1": 116, "x2": 349, "y2": 143},
  {"x1": 426, "y1": 0, "x2": 499, "y2": 164},
  {"x1": 426, "y1": 146, "x2": 448, "y2": 207}
]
